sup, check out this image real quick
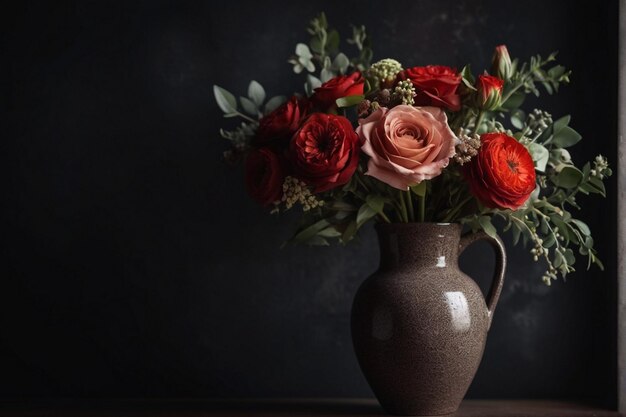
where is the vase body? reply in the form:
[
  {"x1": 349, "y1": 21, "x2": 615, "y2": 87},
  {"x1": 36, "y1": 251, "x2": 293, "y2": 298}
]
[{"x1": 351, "y1": 223, "x2": 505, "y2": 416}]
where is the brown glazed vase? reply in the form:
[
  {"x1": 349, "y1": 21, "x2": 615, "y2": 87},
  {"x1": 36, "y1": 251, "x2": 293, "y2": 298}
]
[{"x1": 351, "y1": 223, "x2": 506, "y2": 416}]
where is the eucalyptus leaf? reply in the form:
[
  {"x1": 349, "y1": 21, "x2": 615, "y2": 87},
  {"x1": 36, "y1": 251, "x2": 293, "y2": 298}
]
[
  {"x1": 543, "y1": 233, "x2": 556, "y2": 248},
  {"x1": 541, "y1": 81, "x2": 553, "y2": 95},
  {"x1": 554, "y1": 252, "x2": 564, "y2": 268},
  {"x1": 459, "y1": 65, "x2": 476, "y2": 91},
  {"x1": 240, "y1": 96, "x2": 258, "y2": 116},
  {"x1": 318, "y1": 226, "x2": 342, "y2": 238},
  {"x1": 410, "y1": 181, "x2": 427, "y2": 197},
  {"x1": 326, "y1": 30, "x2": 340, "y2": 53},
  {"x1": 588, "y1": 177, "x2": 606, "y2": 195},
  {"x1": 342, "y1": 220, "x2": 357, "y2": 243},
  {"x1": 478, "y1": 216, "x2": 497, "y2": 239},
  {"x1": 309, "y1": 37, "x2": 323, "y2": 54},
  {"x1": 552, "y1": 115, "x2": 571, "y2": 133},
  {"x1": 511, "y1": 109, "x2": 526, "y2": 130},
  {"x1": 571, "y1": 219, "x2": 591, "y2": 236},
  {"x1": 333, "y1": 53, "x2": 350, "y2": 74},
  {"x1": 528, "y1": 143, "x2": 549, "y2": 172},
  {"x1": 304, "y1": 60, "x2": 315, "y2": 73},
  {"x1": 329, "y1": 200, "x2": 357, "y2": 212},
  {"x1": 357, "y1": 204, "x2": 377, "y2": 227},
  {"x1": 295, "y1": 43, "x2": 313, "y2": 59},
  {"x1": 321, "y1": 68, "x2": 335, "y2": 83},
  {"x1": 550, "y1": 215, "x2": 570, "y2": 243},
  {"x1": 336, "y1": 94, "x2": 365, "y2": 108},
  {"x1": 264, "y1": 96, "x2": 287, "y2": 114},
  {"x1": 501, "y1": 91, "x2": 525, "y2": 110},
  {"x1": 366, "y1": 194, "x2": 385, "y2": 213},
  {"x1": 307, "y1": 236, "x2": 330, "y2": 246},
  {"x1": 552, "y1": 126, "x2": 582, "y2": 148},
  {"x1": 334, "y1": 210, "x2": 352, "y2": 221},
  {"x1": 305, "y1": 75, "x2": 322, "y2": 96},
  {"x1": 248, "y1": 80, "x2": 266, "y2": 106},
  {"x1": 512, "y1": 223, "x2": 522, "y2": 245},
  {"x1": 563, "y1": 248, "x2": 576, "y2": 265},
  {"x1": 550, "y1": 148, "x2": 572, "y2": 164},
  {"x1": 552, "y1": 165, "x2": 583, "y2": 188},
  {"x1": 548, "y1": 65, "x2": 567, "y2": 79},
  {"x1": 293, "y1": 219, "x2": 330, "y2": 242},
  {"x1": 213, "y1": 85, "x2": 237, "y2": 113},
  {"x1": 322, "y1": 56, "x2": 332, "y2": 70},
  {"x1": 308, "y1": 74, "x2": 322, "y2": 89}
]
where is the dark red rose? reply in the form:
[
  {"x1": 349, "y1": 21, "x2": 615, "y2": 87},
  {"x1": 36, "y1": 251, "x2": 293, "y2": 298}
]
[
  {"x1": 311, "y1": 72, "x2": 365, "y2": 110},
  {"x1": 476, "y1": 74, "x2": 504, "y2": 110},
  {"x1": 290, "y1": 113, "x2": 360, "y2": 193},
  {"x1": 245, "y1": 148, "x2": 286, "y2": 206},
  {"x1": 464, "y1": 133, "x2": 536, "y2": 210},
  {"x1": 255, "y1": 96, "x2": 310, "y2": 147},
  {"x1": 397, "y1": 65, "x2": 462, "y2": 111}
]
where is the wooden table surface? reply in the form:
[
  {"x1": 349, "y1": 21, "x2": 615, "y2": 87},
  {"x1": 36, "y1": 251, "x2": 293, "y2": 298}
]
[{"x1": 0, "y1": 399, "x2": 622, "y2": 417}]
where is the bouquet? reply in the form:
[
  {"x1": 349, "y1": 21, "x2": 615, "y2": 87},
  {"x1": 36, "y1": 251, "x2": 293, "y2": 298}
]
[{"x1": 213, "y1": 13, "x2": 611, "y2": 285}]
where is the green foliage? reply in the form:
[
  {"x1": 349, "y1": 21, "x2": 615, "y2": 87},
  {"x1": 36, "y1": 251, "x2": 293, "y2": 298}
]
[
  {"x1": 213, "y1": 81, "x2": 284, "y2": 155},
  {"x1": 212, "y1": 14, "x2": 611, "y2": 286},
  {"x1": 289, "y1": 13, "x2": 372, "y2": 83},
  {"x1": 336, "y1": 94, "x2": 365, "y2": 108}
]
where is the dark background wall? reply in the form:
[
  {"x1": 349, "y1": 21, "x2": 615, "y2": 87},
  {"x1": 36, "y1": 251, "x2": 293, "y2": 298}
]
[{"x1": 1, "y1": 0, "x2": 618, "y2": 405}]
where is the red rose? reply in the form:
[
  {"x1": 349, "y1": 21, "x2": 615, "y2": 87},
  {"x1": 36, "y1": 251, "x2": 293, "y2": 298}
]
[
  {"x1": 397, "y1": 65, "x2": 462, "y2": 111},
  {"x1": 464, "y1": 133, "x2": 536, "y2": 210},
  {"x1": 476, "y1": 74, "x2": 504, "y2": 110},
  {"x1": 311, "y1": 72, "x2": 365, "y2": 110},
  {"x1": 245, "y1": 148, "x2": 286, "y2": 206},
  {"x1": 290, "y1": 113, "x2": 360, "y2": 193},
  {"x1": 255, "y1": 96, "x2": 310, "y2": 147}
]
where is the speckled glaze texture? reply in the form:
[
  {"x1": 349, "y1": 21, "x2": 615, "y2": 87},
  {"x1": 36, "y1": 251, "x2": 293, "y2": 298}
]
[{"x1": 351, "y1": 223, "x2": 506, "y2": 416}]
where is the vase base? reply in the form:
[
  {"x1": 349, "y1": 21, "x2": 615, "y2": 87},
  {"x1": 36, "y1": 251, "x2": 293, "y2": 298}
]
[
  {"x1": 381, "y1": 406, "x2": 458, "y2": 417},
  {"x1": 385, "y1": 413, "x2": 456, "y2": 417}
]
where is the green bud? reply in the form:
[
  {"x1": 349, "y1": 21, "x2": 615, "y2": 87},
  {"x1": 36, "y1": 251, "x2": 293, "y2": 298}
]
[{"x1": 491, "y1": 45, "x2": 513, "y2": 81}]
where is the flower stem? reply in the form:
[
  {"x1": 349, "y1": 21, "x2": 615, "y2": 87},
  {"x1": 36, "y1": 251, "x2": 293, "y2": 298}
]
[
  {"x1": 419, "y1": 190, "x2": 426, "y2": 222},
  {"x1": 500, "y1": 83, "x2": 523, "y2": 106},
  {"x1": 233, "y1": 111, "x2": 257, "y2": 123},
  {"x1": 355, "y1": 172, "x2": 370, "y2": 192},
  {"x1": 398, "y1": 192, "x2": 409, "y2": 223},
  {"x1": 405, "y1": 190, "x2": 415, "y2": 222},
  {"x1": 443, "y1": 194, "x2": 473, "y2": 223},
  {"x1": 378, "y1": 211, "x2": 391, "y2": 223},
  {"x1": 473, "y1": 110, "x2": 485, "y2": 135}
]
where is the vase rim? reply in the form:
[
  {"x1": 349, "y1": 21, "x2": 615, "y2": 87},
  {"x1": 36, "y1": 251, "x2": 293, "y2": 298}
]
[
  {"x1": 374, "y1": 221, "x2": 463, "y2": 235},
  {"x1": 375, "y1": 221, "x2": 461, "y2": 228}
]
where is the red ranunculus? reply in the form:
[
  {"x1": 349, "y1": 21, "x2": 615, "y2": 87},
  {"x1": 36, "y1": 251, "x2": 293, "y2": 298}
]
[
  {"x1": 255, "y1": 96, "x2": 310, "y2": 147},
  {"x1": 464, "y1": 132, "x2": 536, "y2": 210},
  {"x1": 290, "y1": 113, "x2": 360, "y2": 193},
  {"x1": 397, "y1": 65, "x2": 462, "y2": 111},
  {"x1": 245, "y1": 148, "x2": 286, "y2": 206},
  {"x1": 311, "y1": 72, "x2": 365, "y2": 110}
]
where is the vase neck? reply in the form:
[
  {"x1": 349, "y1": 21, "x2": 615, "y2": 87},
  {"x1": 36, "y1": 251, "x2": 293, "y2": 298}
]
[{"x1": 376, "y1": 223, "x2": 462, "y2": 270}]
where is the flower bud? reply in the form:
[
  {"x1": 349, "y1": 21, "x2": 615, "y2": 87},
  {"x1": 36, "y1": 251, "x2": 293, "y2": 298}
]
[
  {"x1": 491, "y1": 44, "x2": 513, "y2": 81},
  {"x1": 475, "y1": 74, "x2": 504, "y2": 111}
]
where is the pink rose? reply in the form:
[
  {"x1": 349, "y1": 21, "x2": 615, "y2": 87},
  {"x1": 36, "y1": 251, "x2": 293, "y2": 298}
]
[{"x1": 356, "y1": 105, "x2": 457, "y2": 190}]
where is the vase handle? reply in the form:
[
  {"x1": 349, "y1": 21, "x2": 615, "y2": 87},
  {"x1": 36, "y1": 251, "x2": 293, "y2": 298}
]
[{"x1": 459, "y1": 231, "x2": 506, "y2": 331}]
